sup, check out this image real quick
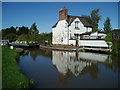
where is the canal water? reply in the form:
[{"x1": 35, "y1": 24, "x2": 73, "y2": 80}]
[{"x1": 18, "y1": 48, "x2": 119, "y2": 88}]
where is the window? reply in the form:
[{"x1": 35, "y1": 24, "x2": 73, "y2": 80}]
[{"x1": 75, "y1": 21, "x2": 80, "y2": 30}]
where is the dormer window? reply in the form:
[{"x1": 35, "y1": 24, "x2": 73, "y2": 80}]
[{"x1": 75, "y1": 21, "x2": 80, "y2": 30}]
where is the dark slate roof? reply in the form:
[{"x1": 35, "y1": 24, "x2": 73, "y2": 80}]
[
  {"x1": 52, "y1": 15, "x2": 93, "y2": 28},
  {"x1": 52, "y1": 21, "x2": 58, "y2": 28}
]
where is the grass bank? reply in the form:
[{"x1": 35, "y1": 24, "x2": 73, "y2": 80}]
[{"x1": 2, "y1": 47, "x2": 30, "y2": 88}]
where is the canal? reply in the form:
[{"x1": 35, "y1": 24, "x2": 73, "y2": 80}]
[{"x1": 18, "y1": 48, "x2": 119, "y2": 88}]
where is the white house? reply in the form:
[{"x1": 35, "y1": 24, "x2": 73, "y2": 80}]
[{"x1": 52, "y1": 7, "x2": 108, "y2": 48}]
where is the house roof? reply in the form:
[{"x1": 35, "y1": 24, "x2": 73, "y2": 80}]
[
  {"x1": 52, "y1": 21, "x2": 58, "y2": 28},
  {"x1": 52, "y1": 15, "x2": 93, "y2": 28}
]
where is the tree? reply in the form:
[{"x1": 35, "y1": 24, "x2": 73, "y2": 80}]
[
  {"x1": 29, "y1": 23, "x2": 39, "y2": 35},
  {"x1": 82, "y1": 8, "x2": 101, "y2": 31},
  {"x1": 104, "y1": 17, "x2": 111, "y2": 34},
  {"x1": 17, "y1": 26, "x2": 29, "y2": 35},
  {"x1": 91, "y1": 8, "x2": 101, "y2": 31},
  {"x1": 18, "y1": 34, "x2": 29, "y2": 41},
  {"x1": 2, "y1": 26, "x2": 17, "y2": 41},
  {"x1": 3, "y1": 33, "x2": 17, "y2": 41}
]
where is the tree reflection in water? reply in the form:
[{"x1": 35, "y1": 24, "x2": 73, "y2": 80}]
[{"x1": 29, "y1": 48, "x2": 52, "y2": 60}]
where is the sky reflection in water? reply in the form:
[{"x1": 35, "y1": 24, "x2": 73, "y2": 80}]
[{"x1": 18, "y1": 49, "x2": 119, "y2": 88}]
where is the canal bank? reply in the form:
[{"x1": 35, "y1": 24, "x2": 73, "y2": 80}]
[
  {"x1": 39, "y1": 45, "x2": 78, "y2": 52},
  {"x1": 2, "y1": 47, "x2": 33, "y2": 88},
  {"x1": 39, "y1": 45, "x2": 112, "y2": 54}
]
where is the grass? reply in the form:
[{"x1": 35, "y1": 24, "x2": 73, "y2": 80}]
[{"x1": 2, "y1": 47, "x2": 30, "y2": 88}]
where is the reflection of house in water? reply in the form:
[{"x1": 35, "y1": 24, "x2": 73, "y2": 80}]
[
  {"x1": 52, "y1": 51, "x2": 110, "y2": 84},
  {"x1": 79, "y1": 52, "x2": 109, "y2": 63}
]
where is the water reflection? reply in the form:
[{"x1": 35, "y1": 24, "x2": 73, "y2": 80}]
[
  {"x1": 18, "y1": 49, "x2": 119, "y2": 88},
  {"x1": 52, "y1": 51, "x2": 111, "y2": 84},
  {"x1": 31, "y1": 49, "x2": 52, "y2": 60}
]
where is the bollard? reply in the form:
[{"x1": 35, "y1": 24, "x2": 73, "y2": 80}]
[{"x1": 10, "y1": 46, "x2": 13, "y2": 50}]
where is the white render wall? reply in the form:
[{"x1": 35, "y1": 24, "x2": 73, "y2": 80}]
[
  {"x1": 90, "y1": 32, "x2": 98, "y2": 39},
  {"x1": 69, "y1": 40, "x2": 108, "y2": 48},
  {"x1": 69, "y1": 17, "x2": 92, "y2": 37},
  {"x1": 52, "y1": 20, "x2": 69, "y2": 45},
  {"x1": 87, "y1": 27, "x2": 92, "y2": 32},
  {"x1": 79, "y1": 40, "x2": 108, "y2": 47},
  {"x1": 69, "y1": 40, "x2": 76, "y2": 46},
  {"x1": 98, "y1": 33, "x2": 107, "y2": 39}
]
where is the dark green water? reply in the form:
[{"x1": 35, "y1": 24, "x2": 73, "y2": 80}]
[{"x1": 18, "y1": 48, "x2": 120, "y2": 88}]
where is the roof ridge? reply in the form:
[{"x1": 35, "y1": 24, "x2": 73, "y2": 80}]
[{"x1": 52, "y1": 15, "x2": 92, "y2": 28}]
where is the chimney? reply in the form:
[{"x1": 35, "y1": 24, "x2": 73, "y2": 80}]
[{"x1": 59, "y1": 7, "x2": 68, "y2": 20}]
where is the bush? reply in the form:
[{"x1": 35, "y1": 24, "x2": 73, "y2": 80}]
[
  {"x1": 18, "y1": 34, "x2": 29, "y2": 41},
  {"x1": 112, "y1": 39, "x2": 120, "y2": 54},
  {"x1": 104, "y1": 33, "x2": 112, "y2": 42}
]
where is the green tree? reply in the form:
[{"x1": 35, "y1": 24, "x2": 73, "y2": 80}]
[
  {"x1": 17, "y1": 26, "x2": 29, "y2": 35},
  {"x1": 4, "y1": 33, "x2": 17, "y2": 41},
  {"x1": 29, "y1": 23, "x2": 39, "y2": 35},
  {"x1": 104, "y1": 33, "x2": 112, "y2": 42},
  {"x1": 18, "y1": 34, "x2": 29, "y2": 41},
  {"x1": 82, "y1": 8, "x2": 101, "y2": 31},
  {"x1": 91, "y1": 8, "x2": 101, "y2": 31},
  {"x1": 2, "y1": 26, "x2": 17, "y2": 41},
  {"x1": 29, "y1": 34, "x2": 38, "y2": 41},
  {"x1": 104, "y1": 17, "x2": 111, "y2": 34}
]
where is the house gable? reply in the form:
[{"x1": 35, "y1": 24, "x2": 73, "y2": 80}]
[
  {"x1": 70, "y1": 17, "x2": 84, "y2": 29},
  {"x1": 69, "y1": 17, "x2": 91, "y2": 36},
  {"x1": 67, "y1": 15, "x2": 92, "y2": 27}
]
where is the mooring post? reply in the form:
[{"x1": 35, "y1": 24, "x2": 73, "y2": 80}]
[{"x1": 10, "y1": 46, "x2": 13, "y2": 50}]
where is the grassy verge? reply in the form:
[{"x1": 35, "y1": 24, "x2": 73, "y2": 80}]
[{"x1": 2, "y1": 47, "x2": 30, "y2": 88}]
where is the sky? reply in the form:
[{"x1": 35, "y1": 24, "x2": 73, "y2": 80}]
[
  {"x1": 2, "y1": 2, "x2": 119, "y2": 33},
  {"x1": 1, "y1": 0, "x2": 120, "y2": 2}
]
